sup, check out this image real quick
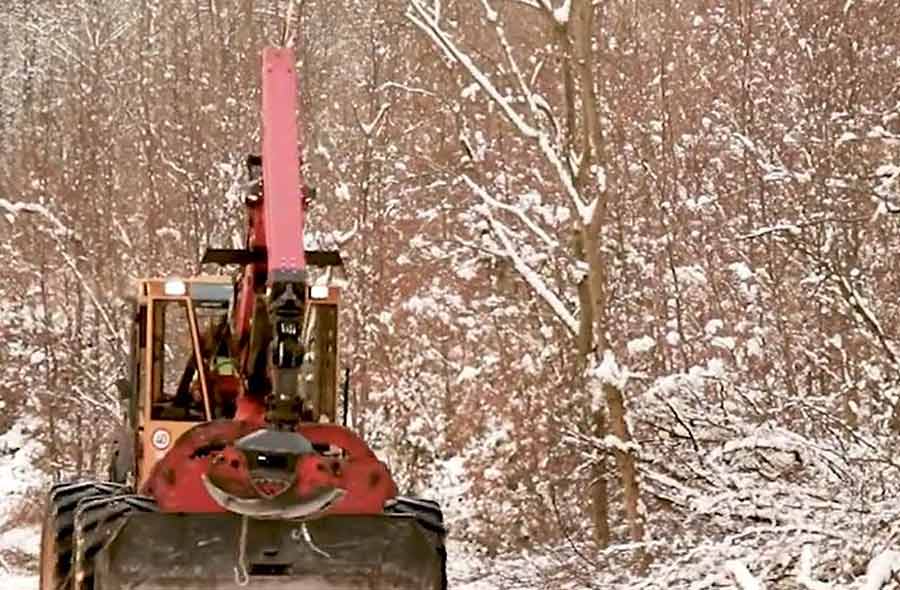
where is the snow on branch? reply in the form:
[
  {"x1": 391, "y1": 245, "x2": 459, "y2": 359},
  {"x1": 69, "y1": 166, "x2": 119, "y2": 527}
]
[
  {"x1": 738, "y1": 223, "x2": 802, "y2": 240},
  {"x1": 0, "y1": 198, "x2": 126, "y2": 351},
  {"x1": 357, "y1": 103, "x2": 390, "y2": 137},
  {"x1": 551, "y1": 0, "x2": 572, "y2": 25},
  {"x1": 726, "y1": 560, "x2": 765, "y2": 590},
  {"x1": 1, "y1": 198, "x2": 71, "y2": 234},
  {"x1": 405, "y1": 0, "x2": 590, "y2": 217},
  {"x1": 833, "y1": 272, "x2": 898, "y2": 364},
  {"x1": 863, "y1": 550, "x2": 900, "y2": 590},
  {"x1": 491, "y1": 8, "x2": 536, "y2": 111},
  {"x1": 463, "y1": 176, "x2": 559, "y2": 251},
  {"x1": 406, "y1": 1, "x2": 538, "y2": 139},
  {"x1": 564, "y1": 426, "x2": 640, "y2": 457},
  {"x1": 376, "y1": 81, "x2": 437, "y2": 98},
  {"x1": 472, "y1": 189, "x2": 579, "y2": 335},
  {"x1": 797, "y1": 545, "x2": 832, "y2": 590},
  {"x1": 72, "y1": 384, "x2": 120, "y2": 419},
  {"x1": 476, "y1": 0, "x2": 499, "y2": 22}
]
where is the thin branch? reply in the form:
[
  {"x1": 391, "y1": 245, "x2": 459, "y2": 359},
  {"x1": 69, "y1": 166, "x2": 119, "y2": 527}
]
[
  {"x1": 0, "y1": 199, "x2": 127, "y2": 350},
  {"x1": 476, "y1": 200, "x2": 579, "y2": 334},
  {"x1": 405, "y1": 0, "x2": 589, "y2": 217},
  {"x1": 463, "y1": 175, "x2": 559, "y2": 250}
]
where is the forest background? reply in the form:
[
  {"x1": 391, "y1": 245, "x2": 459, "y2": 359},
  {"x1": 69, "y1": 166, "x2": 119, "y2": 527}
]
[{"x1": 2, "y1": 1, "x2": 900, "y2": 588}]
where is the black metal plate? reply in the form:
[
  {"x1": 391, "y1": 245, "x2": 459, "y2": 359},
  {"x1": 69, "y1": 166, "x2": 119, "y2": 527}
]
[{"x1": 93, "y1": 513, "x2": 444, "y2": 590}]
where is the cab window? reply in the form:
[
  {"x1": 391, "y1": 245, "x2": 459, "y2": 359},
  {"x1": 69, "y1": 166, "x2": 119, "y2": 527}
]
[{"x1": 150, "y1": 300, "x2": 204, "y2": 421}]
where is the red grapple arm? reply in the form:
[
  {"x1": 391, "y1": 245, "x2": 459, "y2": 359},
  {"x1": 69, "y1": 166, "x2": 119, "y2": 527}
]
[{"x1": 232, "y1": 48, "x2": 310, "y2": 427}]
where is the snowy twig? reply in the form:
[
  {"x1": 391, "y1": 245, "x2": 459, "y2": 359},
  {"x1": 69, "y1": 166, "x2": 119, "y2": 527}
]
[
  {"x1": 797, "y1": 545, "x2": 832, "y2": 590},
  {"x1": 376, "y1": 81, "x2": 437, "y2": 98},
  {"x1": 548, "y1": 484, "x2": 600, "y2": 578},
  {"x1": 463, "y1": 176, "x2": 559, "y2": 251},
  {"x1": 738, "y1": 223, "x2": 802, "y2": 240},
  {"x1": 562, "y1": 427, "x2": 640, "y2": 456},
  {"x1": 725, "y1": 559, "x2": 765, "y2": 590},
  {"x1": 406, "y1": 1, "x2": 538, "y2": 139},
  {"x1": 476, "y1": 197, "x2": 579, "y2": 335},
  {"x1": 72, "y1": 384, "x2": 120, "y2": 419},
  {"x1": 833, "y1": 273, "x2": 897, "y2": 365},
  {"x1": 0, "y1": 199, "x2": 127, "y2": 351},
  {"x1": 355, "y1": 103, "x2": 390, "y2": 137},
  {"x1": 863, "y1": 550, "x2": 900, "y2": 590},
  {"x1": 405, "y1": 1, "x2": 590, "y2": 218},
  {"x1": 661, "y1": 399, "x2": 700, "y2": 452}
]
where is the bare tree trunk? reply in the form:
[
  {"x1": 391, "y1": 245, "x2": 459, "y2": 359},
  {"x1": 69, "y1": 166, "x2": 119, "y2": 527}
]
[
  {"x1": 590, "y1": 406, "x2": 610, "y2": 548},
  {"x1": 604, "y1": 383, "x2": 643, "y2": 541},
  {"x1": 567, "y1": 0, "x2": 646, "y2": 556}
]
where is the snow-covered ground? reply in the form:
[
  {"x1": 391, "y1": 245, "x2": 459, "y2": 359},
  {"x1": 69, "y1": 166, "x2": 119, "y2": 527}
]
[
  {"x1": 0, "y1": 571, "x2": 36, "y2": 590},
  {"x1": 0, "y1": 417, "x2": 46, "y2": 519},
  {"x1": 0, "y1": 418, "x2": 45, "y2": 590},
  {"x1": 0, "y1": 526, "x2": 36, "y2": 590}
]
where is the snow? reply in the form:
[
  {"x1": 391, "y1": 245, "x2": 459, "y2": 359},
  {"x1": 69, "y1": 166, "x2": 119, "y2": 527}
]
[
  {"x1": 0, "y1": 419, "x2": 44, "y2": 590},
  {"x1": 862, "y1": 551, "x2": 900, "y2": 590},
  {"x1": 359, "y1": 103, "x2": 389, "y2": 136},
  {"x1": 469, "y1": 181, "x2": 580, "y2": 335},
  {"x1": 0, "y1": 571, "x2": 36, "y2": 590},
  {"x1": 740, "y1": 223, "x2": 802, "y2": 239},
  {"x1": 0, "y1": 420, "x2": 46, "y2": 523},
  {"x1": 456, "y1": 366, "x2": 481, "y2": 383},
  {"x1": 551, "y1": 0, "x2": 571, "y2": 26},
  {"x1": 476, "y1": 0, "x2": 499, "y2": 23},
  {"x1": 590, "y1": 351, "x2": 627, "y2": 412},
  {"x1": 729, "y1": 262, "x2": 755, "y2": 281},
  {"x1": 711, "y1": 336, "x2": 736, "y2": 351},
  {"x1": 628, "y1": 335, "x2": 656, "y2": 355},
  {"x1": 797, "y1": 545, "x2": 832, "y2": 590},
  {"x1": 836, "y1": 131, "x2": 858, "y2": 146},
  {"x1": 665, "y1": 330, "x2": 681, "y2": 346},
  {"x1": 705, "y1": 319, "x2": 724, "y2": 336},
  {"x1": 706, "y1": 357, "x2": 727, "y2": 377},
  {"x1": 674, "y1": 264, "x2": 707, "y2": 287},
  {"x1": 874, "y1": 163, "x2": 899, "y2": 178},
  {"x1": 0, "y1": 527, "x2": 39, "y2": 556},
  {"x1": 726, "y1": 559, "x2": 764, "y2": 590},
  {"x1": 6, "y1": 2, "x2": 900, "y2": 589}
]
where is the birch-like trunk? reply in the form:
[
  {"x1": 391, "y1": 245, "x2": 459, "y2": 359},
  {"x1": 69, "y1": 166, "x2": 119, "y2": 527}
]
[{"x1": 567, "y1": 0, "x2": 645, "y2": 553}]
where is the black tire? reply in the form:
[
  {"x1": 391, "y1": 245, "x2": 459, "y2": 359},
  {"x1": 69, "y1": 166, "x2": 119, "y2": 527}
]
[
  {"x1": 386, "y1": 496, "x2": 446, "y2": 533},
  {"x1": 386, "y1": 496, "x2": 448, "y2": 590},
  {"x1": 40, "y1": 482, "x2": 126, "y2": 590},
  {"x1": 73, "y1": 494, "x2": 157, "y2": 590}
]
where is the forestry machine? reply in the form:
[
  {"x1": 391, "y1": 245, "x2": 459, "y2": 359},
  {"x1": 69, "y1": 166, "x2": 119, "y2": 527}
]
[{"x1": 39, "y1": 47, "x2": 447, "y2": 590}]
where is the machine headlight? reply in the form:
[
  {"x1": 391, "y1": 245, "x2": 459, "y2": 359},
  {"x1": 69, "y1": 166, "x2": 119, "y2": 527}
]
[
  {"x1": 164, "y1": 279, "x2": 187, "y2": 296},
  {"x1": 309, "y1": 285, "x2": 329, "y2": 300}
]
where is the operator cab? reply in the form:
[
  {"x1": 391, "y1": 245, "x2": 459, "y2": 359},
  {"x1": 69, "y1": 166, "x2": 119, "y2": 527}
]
[{"x1": 118, "y1": 275, "x2": 342, "y2": 489}]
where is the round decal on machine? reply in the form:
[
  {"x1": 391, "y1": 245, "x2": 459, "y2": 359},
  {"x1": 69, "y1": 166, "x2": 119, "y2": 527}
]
[{"x1": 151, "y1": 429, "x2": 172, "y2": 450}]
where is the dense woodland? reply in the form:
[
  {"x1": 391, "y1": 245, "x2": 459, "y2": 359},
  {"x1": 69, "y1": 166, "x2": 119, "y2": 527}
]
[{"x1": 1, "y1": 0, "x2": 900, "y2": 588}]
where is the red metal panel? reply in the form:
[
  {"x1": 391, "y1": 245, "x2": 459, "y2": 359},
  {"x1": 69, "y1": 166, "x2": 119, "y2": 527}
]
[
  {"x1": 142, "y1": 422, "x2": 397, "y2": 515},
  {"x1": 261, "y1": 47, "x2": 306, "y2": 279}
]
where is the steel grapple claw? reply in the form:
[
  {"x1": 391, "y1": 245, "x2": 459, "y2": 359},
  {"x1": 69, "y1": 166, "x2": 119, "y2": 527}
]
[{"x1": 202, "y1": 475, "x2": 345, "y2": 520}]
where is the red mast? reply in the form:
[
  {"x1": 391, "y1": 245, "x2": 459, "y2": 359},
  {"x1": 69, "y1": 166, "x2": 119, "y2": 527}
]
[
  {"x1": 229, "y1": 47, "x2": 310, "y2": 427},
  {"x1": 260, "y1": 47, "x2": 306, "y2": 279}
]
